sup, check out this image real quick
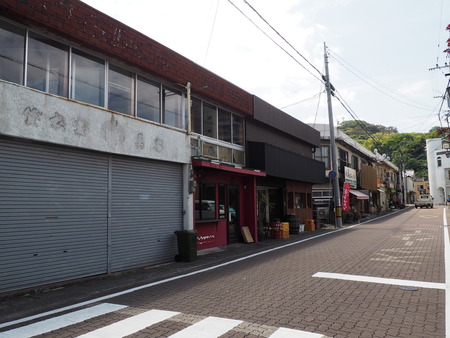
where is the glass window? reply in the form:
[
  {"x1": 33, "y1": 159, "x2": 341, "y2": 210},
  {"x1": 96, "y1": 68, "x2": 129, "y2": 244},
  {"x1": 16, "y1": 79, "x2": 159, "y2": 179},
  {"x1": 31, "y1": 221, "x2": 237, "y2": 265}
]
[
  {"x1": 218, "y1": 146, "x2": 232, "y2": 162},
  {"x1": 338, "y1": 148, "x2": 349, "y2": 170},
  {"x1": 314, "y1": 146, "x2": 329, "y2": 169},
  {"x1": 438, "y1": 157, "x2": 442, "y2": 167},
  {"x1": 0, "y1": 20, "x2": 25, "y2": 84},
  {"x1": 191, "y1": 137, "x2": 200, "y2": 156},
  {"x1": 108, "y1": 64, "x2": 133, "y2": 115},
  {"x1": 288, "y1": 192, "x2": 294, "y2": 209},
  {"x1": 191, "y1": 97, "x2": 202, "y2": 134},
  {"x1": 137, "y1": 75, "x2": 160, "y2": 122},
  {"x1": 203, "y1": 103, "x2": 217, "y2": 138},
  {"x1": 232, "y1": 114, "x2": 244, "y2": 145},
  {"x1": 352, "y1": 155, "x2": 359, "y2": 171},
  {"x1": 233, "y1": 149, "x2": 245, "y2": 165},
  {"x1": 203, "y1": 142, "x2": 217, "y2": 158},
  {"x1": 218, "y1": 109, "x2": 231, "y2": 142},
  {"x1": 218, "y1": 184, "x2": 226, "y2": 219},
  {"x1": 195, "y1": 183, "x2": 216, "y2": 221},
  {"x1": 71, "y1": 49, "x2": 105, "y2": 107},
  {"x1": 294, "y1": 193, "x2": 306, "y2": 208},
  {"x1": 27, "y1": 32, "x2": 68, "y2": 97},
  {"x1": 163, "y1": 88, "x2": 184, "y2": 129}
]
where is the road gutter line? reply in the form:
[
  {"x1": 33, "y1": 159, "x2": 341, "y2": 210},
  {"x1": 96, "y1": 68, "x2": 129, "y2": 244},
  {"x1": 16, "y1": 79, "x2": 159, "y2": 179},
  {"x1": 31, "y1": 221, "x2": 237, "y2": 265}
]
[
  {"x1": 443, "y1": 208, "x2": 450, "y2": 338},
  {"x1": 0, "y1": 209, "x2": 404, "y2": 330}
]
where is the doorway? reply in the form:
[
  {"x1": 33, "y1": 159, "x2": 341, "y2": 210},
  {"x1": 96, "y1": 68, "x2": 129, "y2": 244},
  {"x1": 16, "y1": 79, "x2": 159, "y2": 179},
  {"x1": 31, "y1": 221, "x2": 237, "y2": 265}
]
[{"x1": 219, "y1": 184, "x2": 240, "y2": 244}]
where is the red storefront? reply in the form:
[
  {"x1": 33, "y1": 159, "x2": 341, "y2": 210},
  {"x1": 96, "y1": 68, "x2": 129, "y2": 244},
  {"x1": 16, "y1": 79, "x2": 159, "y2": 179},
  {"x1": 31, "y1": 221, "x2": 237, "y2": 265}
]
[{"x1": 193, "y1": 159, "x2": 266, "y2": 250}]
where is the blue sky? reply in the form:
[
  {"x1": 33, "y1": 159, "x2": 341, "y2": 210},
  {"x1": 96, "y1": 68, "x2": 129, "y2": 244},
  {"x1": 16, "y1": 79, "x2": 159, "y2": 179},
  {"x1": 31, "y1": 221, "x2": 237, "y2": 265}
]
[{"x1": 82, "y1": 0, "x2": 450, "y2": 133}]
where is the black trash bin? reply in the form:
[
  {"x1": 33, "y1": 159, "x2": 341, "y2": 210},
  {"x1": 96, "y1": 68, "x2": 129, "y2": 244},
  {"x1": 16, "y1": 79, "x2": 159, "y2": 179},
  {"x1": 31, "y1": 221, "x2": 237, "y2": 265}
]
[{"x1": 174, "y1": 230, "x2": 198, "y2": 262}]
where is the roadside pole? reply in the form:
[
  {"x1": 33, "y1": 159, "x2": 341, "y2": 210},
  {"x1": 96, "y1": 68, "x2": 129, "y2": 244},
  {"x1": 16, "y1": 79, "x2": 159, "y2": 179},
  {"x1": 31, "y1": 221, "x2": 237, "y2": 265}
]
[{"x1": 324, "y1": 43, "x2": 343, "y2": 228}]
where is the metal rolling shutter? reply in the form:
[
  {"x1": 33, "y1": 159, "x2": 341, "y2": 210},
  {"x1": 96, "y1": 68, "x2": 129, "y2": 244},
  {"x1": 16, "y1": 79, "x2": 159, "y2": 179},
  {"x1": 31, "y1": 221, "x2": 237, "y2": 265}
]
[
  {"x1": 0, "y1": 138, "x2": 109, "y2": 293},
  {"x1": 110, "y1": 156, "x2": 182, "y2": 271}
]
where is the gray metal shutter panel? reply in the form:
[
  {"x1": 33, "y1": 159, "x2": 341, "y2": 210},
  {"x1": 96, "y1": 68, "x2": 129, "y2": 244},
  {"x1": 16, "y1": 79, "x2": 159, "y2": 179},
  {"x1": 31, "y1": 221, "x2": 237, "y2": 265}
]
[
  {"x1": 0, "y1": 138, "x2": 109, "y2": 293},
  {"x1": 110, "y1": 156, "x2": 182, "y2": 272}
]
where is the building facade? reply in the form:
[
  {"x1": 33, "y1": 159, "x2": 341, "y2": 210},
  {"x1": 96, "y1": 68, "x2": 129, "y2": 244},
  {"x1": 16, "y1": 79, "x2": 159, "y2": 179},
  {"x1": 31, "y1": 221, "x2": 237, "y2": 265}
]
[
  {"x1": 0, "y1": 0, "x2": 322, "y2": 293},
  {"x1": 247, "y1": 97, "x2": 325, "y2": 237},
  {"x1": 426, "y1": 138, "x2": 450, "y2": 204},
  {"x1": 310, "y1": 124, "x2": 399, "y2": 224}
]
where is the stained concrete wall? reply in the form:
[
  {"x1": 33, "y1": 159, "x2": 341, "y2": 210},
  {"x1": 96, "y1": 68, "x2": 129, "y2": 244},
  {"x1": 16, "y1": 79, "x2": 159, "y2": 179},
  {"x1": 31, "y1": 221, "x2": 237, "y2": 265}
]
[{"x1": 0, "y1": 81, "x2": 191, "y2": 164}]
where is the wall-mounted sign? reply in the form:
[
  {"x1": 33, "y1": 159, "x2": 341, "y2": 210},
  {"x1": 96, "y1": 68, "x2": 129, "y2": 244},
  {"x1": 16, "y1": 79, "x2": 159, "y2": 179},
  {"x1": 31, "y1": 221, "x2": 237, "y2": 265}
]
[{"x1": 344, "y1": 166, "x2": 357, "y2": 189}]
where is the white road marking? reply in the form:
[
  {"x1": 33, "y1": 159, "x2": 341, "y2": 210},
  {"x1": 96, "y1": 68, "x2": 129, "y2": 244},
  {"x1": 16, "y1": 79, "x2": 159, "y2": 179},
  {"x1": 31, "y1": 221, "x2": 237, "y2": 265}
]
[
  {"x1": 0, "y1": 303, "x2": 126, "y2": 338},
  {"x1": 443, "y1": 208, "x2": 450, "y2": 338},
  {"x1": 269, "y1": 327, "x2": 326, "y2": 337},
  {"x1": 78, "y1": 309, "x2": 180, "y2": 338},
  {"x1": 313, "y1": 272, "x2": 445, "y2": 290},
  {"x1": 168, "y1": 316, "x2": 242, "y2": 338}
]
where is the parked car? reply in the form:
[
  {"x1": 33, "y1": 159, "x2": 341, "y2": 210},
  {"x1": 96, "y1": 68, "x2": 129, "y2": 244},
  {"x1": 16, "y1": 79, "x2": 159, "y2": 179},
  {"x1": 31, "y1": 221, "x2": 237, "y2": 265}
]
[{"x1": 414, "y1": 195, "x2": 434, "y2": 209}]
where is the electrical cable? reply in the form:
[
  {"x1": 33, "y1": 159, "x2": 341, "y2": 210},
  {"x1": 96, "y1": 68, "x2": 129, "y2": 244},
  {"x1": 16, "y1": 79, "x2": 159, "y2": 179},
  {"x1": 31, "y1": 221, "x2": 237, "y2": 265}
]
[
  {"x1": 203, "y1": 0, "x2": 221, "y2": 66},
  {"x1": 333, "y1": 90, "x2": 388, "y2": 154},
  {"x1": 241, "y1": 0, "x2": 323, "y2": 76},
  {"x1": 437, "y1": 78, "x2": 450, "y2": 127},
  {"x1": 280, "y1": 90, "x2": 325, "y2": 109},
  {"x1": 330, "y1": 50, "x2": 436, "y2": 111},
  {"x1": 313, "y1": 85, "x2": 324, "y2": 126},
  {"x1": 226, "y1": 0, "x2": 325, "y2": 84}
]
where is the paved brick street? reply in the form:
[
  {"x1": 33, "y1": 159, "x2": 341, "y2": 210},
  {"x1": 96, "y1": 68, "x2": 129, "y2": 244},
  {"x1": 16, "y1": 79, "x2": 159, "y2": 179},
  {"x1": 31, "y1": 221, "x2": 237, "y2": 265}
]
[{"x1": 0, "y1": 206, "x2": 448, "y2": 337}]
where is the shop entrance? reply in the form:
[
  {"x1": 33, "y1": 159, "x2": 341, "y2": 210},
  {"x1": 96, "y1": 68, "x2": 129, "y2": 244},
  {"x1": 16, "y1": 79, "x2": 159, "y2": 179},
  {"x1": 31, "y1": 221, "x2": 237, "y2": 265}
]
[{"x1": 219, "y1": 184, "x2": 240, "y2": 244}]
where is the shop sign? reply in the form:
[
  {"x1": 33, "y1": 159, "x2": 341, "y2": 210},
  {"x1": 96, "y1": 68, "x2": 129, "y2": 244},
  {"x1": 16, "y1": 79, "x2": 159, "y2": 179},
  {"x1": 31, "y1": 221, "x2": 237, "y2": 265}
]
[
  {"x1": 344, "y1": 166, "x2": 357, "y2": 189},
  {"x1": 342, "y1": 182, "x2": 351, "y2": 211}
]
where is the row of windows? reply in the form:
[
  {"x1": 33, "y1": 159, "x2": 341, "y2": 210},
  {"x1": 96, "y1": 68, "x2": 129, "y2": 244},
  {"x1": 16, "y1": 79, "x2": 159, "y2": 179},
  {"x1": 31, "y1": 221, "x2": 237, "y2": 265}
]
[
  {"x1": 0, "y1": 18, "x2": 246, "y2": 158},
  {"x1": 0, "y1": 19, "x2": 187, "y2": 129},
  {"x1": 314, "y1": 146, "x2": 361, "y2": 172},
  {"x1": 190, "y1": 98, "x2": 245, "y2": 165}
]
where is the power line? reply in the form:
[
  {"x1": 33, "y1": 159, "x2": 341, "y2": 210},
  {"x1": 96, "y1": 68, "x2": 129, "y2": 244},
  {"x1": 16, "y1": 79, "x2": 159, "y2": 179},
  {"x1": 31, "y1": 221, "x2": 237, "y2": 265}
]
[
  {"x1": 330, "y1": 50, "x2": 436, "y2": 112},
  {"x1": 226, "y1": 0, "x2": 324, "y2": 84},
  {"x1": 280, "y1": 90, "x2": 325, "y2": 109},
  {"x1": 333, "y1": 90, "x2": 388, "y2": 154},
  {"x1": 203, "y1": 0, "x2": 221, "y2": 66},
  {"x1": 241, "y1": 0, "x2": 323, "y2": 76}
]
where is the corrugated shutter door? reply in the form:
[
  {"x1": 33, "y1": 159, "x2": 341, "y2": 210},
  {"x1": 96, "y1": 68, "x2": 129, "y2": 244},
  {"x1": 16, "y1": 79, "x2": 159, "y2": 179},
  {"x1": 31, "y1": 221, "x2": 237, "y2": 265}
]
[
  {"x1": 0, "y1": 138, "x2": 108, "y2": 293},
  {"x1": 110, "y1": 156, "x2": 182, "y2": 271}
]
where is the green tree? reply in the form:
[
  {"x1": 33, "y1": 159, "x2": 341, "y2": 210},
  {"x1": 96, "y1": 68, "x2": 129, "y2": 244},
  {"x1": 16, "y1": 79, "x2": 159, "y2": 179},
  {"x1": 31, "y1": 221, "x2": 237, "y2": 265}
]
[{"x1": 340, "y1": 122, "x2": 439, "y2": 180}]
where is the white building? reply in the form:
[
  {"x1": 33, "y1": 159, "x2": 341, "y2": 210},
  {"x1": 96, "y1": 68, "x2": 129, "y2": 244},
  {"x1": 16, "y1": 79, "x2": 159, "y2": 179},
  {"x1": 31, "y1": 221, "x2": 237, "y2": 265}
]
[{"x1": 426, "y1": 138, "x2": 450, "y2": 204}]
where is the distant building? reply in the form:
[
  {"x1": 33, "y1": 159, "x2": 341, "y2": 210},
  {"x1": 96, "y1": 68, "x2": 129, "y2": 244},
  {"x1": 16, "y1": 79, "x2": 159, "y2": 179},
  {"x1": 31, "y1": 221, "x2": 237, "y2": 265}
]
[
  {"x1": 309, "y1": 124, "x2": 403, "y2": 225},
  {"x1": 426, "y1": 138, "x2": 450, "y2": 204},
  {"x1": 413, "y1": 179, "x2": 430, "y2": 200}
]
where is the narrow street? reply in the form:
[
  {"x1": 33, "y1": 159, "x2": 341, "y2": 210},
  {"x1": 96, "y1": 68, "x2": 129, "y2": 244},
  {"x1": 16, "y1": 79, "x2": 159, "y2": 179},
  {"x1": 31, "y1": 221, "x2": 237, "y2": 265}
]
[{"x1": 0, "y1": 206, "x2": 448, "y2": 337}]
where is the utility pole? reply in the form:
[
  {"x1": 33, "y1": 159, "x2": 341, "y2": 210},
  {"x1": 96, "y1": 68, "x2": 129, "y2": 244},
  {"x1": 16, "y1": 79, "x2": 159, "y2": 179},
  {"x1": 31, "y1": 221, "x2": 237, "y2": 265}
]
[{"x1": 324, "y1": 42, "x2": 343, "y2": 228}]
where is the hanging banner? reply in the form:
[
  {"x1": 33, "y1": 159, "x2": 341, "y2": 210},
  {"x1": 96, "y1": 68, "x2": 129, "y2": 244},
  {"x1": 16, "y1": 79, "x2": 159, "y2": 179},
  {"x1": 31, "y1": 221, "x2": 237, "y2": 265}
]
[{"x1": 342, "y1": 182, "x2": 351, "y2": 211}]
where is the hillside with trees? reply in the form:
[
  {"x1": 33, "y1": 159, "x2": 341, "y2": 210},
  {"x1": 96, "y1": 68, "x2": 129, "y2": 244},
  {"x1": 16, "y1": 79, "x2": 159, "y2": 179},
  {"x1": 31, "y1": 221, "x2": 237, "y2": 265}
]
[{"x1": 337, "y1": 120, "x2": 439, "y2": 179}]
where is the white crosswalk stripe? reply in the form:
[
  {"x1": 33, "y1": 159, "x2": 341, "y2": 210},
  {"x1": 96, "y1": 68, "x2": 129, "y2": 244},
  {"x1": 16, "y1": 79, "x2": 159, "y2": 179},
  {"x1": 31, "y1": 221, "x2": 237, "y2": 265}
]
[
  {"x1": 78, "y1": 309, "x2": 180, "y2": 338},
  {"x1": 0, "y1": 303, "x2": 126, "y2": 338},
  {"x1": 269, "y1": 327, "x2": 325, "y2": 337},
  {"x1": 0, "y1": 303, "x2": 328, "y2": 338},
  {"x1": 168, "y1": 316, "x2": 242, "y2": 338}
]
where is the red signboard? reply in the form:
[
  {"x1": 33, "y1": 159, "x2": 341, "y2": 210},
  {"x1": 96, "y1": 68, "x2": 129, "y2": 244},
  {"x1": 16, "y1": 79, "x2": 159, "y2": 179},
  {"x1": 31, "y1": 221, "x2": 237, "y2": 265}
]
[{"x1": 342, "y1": 182, "x2": 351, "y2": 212}]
